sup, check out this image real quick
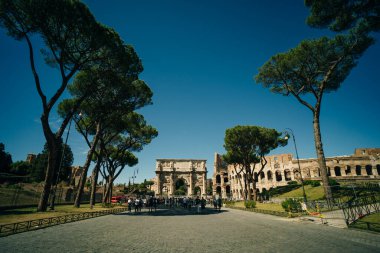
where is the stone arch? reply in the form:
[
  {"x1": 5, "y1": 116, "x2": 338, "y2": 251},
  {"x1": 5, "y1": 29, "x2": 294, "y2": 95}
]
[
  {"x1": 223, "y1": 173, "x2": 229, "y2": 183},
  {"x1": 259, "y1": 171, "x2": 265, "y2": 181},
  {"x1": 275, "y1": 170, "x2": 282, "y2": 182},
  {"x1": 216, "y1": 186, "x2": 221, "y2": 195},
  {"x1": 267, "y1": 171, "x2": 273, "y2": 181},
  {"x1": 345, "y1": 165, "x2": 351, "y2": 175},
  {"x1": 254, "y1": 172, "x2": 258, "y2": 182},
  {"x1": 194, "y1": 186, "x2": 201, "y2": 196},
  {"x1": 226, "y1": 185, "x2": 231, "y2": 196},
  {"x1": 293, "y1": 168, "x2": 301, "y2": 180},
  {"x1": 327, "y1": 167, "x2": 331, "y2": 176},
  {"x1": 356, "y1": 165, "x2": 361, "y2": 176},
  {"x1": 334, "y1": 166, "x2": 342, "y2": 177},
  {"x1": 284, "y1": 169, "x2": 291, "y2": 181},
  {"x1": 174, "y1": 178, "x2": 188, "y2": 196},
  {"x1": 365, "y1": 165, "x2": 373, "y2": 176},
  {"x1": 216, "y1": 174, "x2": 221, "y2": 184}
]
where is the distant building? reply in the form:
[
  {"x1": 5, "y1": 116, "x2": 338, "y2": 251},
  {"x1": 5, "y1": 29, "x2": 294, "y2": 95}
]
[
  {"x1": 68, "y1": 166, "x2": 83, "y2": 188},
  {"x1": 26, "y1": 154, "x2": 36, "y2": 164},
  {"x1": 213, "y1": 148, "x2": 380, "y2": 200}
]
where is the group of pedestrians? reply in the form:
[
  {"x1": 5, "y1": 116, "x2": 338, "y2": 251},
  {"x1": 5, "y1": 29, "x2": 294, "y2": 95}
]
[
  {"x1": 127, "y1": 197, "x2": 159, "y2": 213},
  {"x1": 126, "y1": 195, "x2": 223, "y2": 213},
  {"x1": 213, "y1": 197, "x2": 222, "y2": 212}
]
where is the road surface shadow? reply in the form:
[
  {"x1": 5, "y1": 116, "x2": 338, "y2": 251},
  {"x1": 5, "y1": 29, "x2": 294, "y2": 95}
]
[{"x1": 115, "y1": 207, "x2": 228, "y2": 216}]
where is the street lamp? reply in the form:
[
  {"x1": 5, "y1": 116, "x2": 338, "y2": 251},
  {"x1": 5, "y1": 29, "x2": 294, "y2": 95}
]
[
  {"x1": 284, "y1": 128, "x2": 307, "y2": 203},
  {"x1": 50, "y1": 112, "x2": 80, "y2": 210}
]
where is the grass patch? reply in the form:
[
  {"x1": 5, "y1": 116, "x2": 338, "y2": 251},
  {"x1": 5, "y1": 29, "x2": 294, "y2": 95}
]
[
  {"x1": 0, "y1": 204, "x2": 125, "y2": 225},
  {"x1": 360, "y1": 212, "x2": 380, "y2": 223},
  {"x1": 350, "y1": 212, "x2": 380, "y2": 232},
  {"x1": 279, "y1": 185, "x2": 325, "y2": 200}
]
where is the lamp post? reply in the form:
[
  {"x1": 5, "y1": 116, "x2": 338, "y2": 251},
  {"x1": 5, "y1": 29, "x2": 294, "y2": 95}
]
[{"x1": 284, "y1": 128, "x2": 307, "y2": 203}]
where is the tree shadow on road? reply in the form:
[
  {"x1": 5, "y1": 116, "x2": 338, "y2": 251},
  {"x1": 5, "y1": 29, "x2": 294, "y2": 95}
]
[{"x1": 115, "y1": 207, "x2": 228, "y2": 216}]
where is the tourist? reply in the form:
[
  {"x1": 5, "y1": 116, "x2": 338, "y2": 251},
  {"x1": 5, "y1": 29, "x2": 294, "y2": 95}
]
[
  {"x1": 217, "y1": 197, "x2": 222, "y2": 212},
  {"x1": 201, "y1": 197, "x2": 206, "y2": 209},
  {"x1": 128, "y1": 198, "x2": 133, "y2": 213}
]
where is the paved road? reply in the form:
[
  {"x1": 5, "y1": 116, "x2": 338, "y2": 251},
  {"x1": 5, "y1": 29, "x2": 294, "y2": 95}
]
[{"x1": 1, "y1": 207, "x2": 379, "y2": 253}]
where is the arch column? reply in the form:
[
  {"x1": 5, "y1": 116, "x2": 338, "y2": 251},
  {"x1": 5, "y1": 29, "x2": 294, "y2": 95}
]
[
  {"x1": 170, "y1": 173, "x2": 175, "y2": 196},
  {"x1": 157, "y1": 172, "x2": 162, "y2": 195},
  {"x1": 361, "y1": 166, "x2": 367, "y2": 176},
  {"x1": 373, "y1": 166, "x2": 379, "y2": 176},
  {"x1": 202, "y1": 172, "x2": 207, "y2": 196},
  {"x1": 330, "y1": 167, "x2": 336, "y2": 177},
  {"x1": 189, "y1": 171, "x2": 193, "y2": 196}
]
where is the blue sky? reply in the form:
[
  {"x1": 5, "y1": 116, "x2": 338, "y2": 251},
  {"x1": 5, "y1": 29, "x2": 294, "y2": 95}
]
[{"x1": 1, "y1": 0, "x2": 379, "y2": 184}]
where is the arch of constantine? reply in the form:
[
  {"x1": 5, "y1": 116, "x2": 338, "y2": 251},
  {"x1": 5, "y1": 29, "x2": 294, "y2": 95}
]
[
  {"x1": 213, "y1": 148, "x2": 380, "y2": 199},
  {"x1": 153, "y1": 159, "x2": 207, "y2": 197}
]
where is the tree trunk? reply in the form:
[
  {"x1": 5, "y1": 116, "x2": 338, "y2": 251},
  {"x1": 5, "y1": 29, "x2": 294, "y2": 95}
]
[
  {"x1": 313, "y1": 112, "x2": 332, "y2": 200},
  {"x1": 74, "y1": 125, "x2": 101, "y2": 208},
  {"x1": 243, "y1": 174, "x2": 249, "y2": 201},
  {"x1": 89, "y1": 161, "x2": 100, "y2": 207},
  {"x1": 73, "y1": 145, "x2": 96, "y2": 208},
  {"x1": 37, "y1": 122, "x2": 60, "y2": 212},
  {"x1": 102, "y1": 178, "x2": 107, "y2": 203},
  {"x1": 103, "y1": 176, "x2": 113, "y2": 204}
]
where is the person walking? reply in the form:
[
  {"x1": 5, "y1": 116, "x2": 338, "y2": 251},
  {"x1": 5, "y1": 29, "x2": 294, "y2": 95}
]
[
  {"x1": 217, "y1": 197, "x2": 222, "y2": 212},
  {"x1": 128, "y1": 198, "x2": 133, "y2": 213}
]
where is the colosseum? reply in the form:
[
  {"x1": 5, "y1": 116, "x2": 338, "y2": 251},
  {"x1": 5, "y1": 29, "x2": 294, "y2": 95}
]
[{"x1": 213, "y1": 148, "x2": 380, "y2": 200}]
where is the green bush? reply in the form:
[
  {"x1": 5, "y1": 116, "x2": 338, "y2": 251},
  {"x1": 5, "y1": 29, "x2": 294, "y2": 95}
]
[
  {"x1": 304, "y1": 180, "x2": 320, "y2": 187},
  {"x1": 244, "y1": 200, "x2": 256, "y2": 208},
  {"x1": 287, "y1": 181, "x2": 298, "y2": 185},
  {"x1": 281, "y1": 198, "x2": 301, "y2": 212},
  {"x1": 328, "y1": 178, "x2": 340, "y2": 186}
]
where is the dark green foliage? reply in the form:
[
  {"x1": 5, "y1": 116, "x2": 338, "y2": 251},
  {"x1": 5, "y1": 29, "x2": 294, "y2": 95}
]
[
  {"x1": 281, "y1": 198, "x2": 302, "y2": 212},
  {"x1": 132, "y1": 181, "x2": 155, "y2": 196},
  {"x1": 29, "y1": 142, "x2": 73, "y2": 183},
  {"x1": 287, "y1": 181, "x2": 298, "y2": 185},
  {"x1": 304, "y1": 180, "x2": 321, "y2": 187},
  {"x1": 256, "y1": 33, "x2": 373, "y2": 98},
  {"x1": 0, "y1": 143, "x2": 12, "y2": 173},
  {"x1": 29, "y1": 153, "x2": 47, "y2": 182},
  {"x1": 306, "y1": 0, "x2": 380, "y2": 33},
  {"x1": 328, "y1": 178, "x2": 340, "y2": 186},
  {"x1": 244, "y1": 200, "x2": 256, "y2": 208},
  {"x1": 10, "y1": 161, "x2": 31, "y2": 176},
  {"x1": 174, "y1": 179, "x2": 187, "y2": 196}
]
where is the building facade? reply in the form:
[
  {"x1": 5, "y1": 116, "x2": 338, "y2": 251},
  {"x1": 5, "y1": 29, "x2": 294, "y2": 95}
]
[
  {"x1": 153, "y1": 159, "x2": 207, "y2": 197},
  {"x1": 213, "y1": 148, "x2": 380, "y2": 200}
]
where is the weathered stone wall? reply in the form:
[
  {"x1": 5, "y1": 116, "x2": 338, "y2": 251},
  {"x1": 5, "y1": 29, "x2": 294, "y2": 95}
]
[{"x1": 213, "y1": 149, "x2": 380, "y2": 200}]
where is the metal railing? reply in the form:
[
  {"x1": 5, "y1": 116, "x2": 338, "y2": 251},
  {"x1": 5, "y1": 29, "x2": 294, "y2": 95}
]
[
  {"x1": 341, "y1": 194, "x2": 380, "y2": 225},
  {"x1": 0, "y1": 207, "x2": 128, "y2": 237}
]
